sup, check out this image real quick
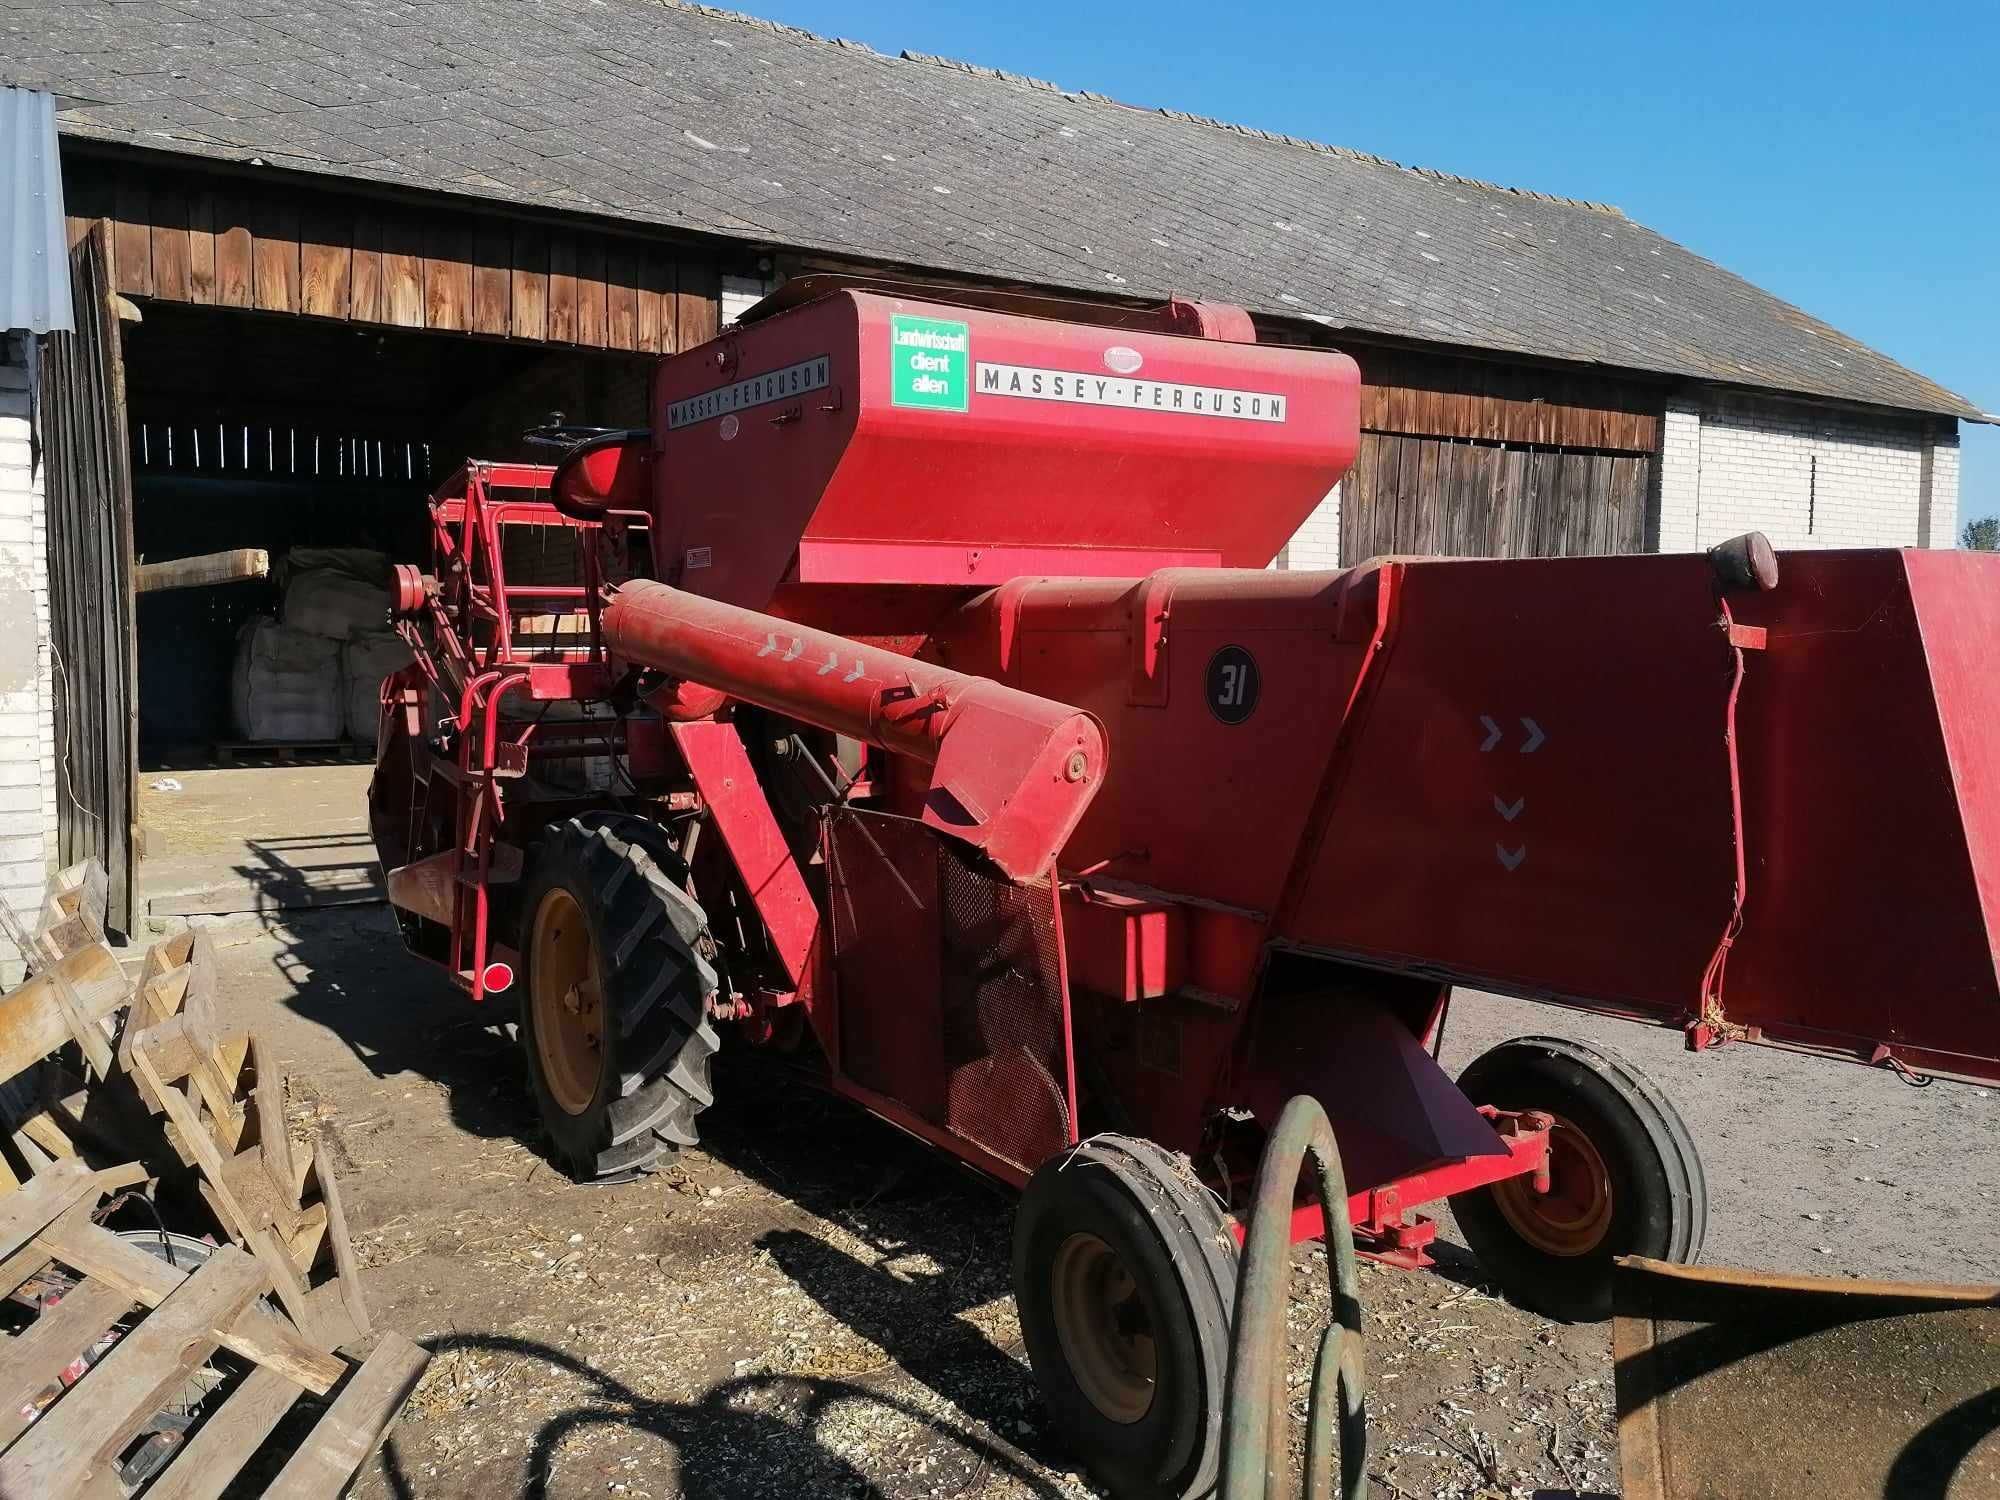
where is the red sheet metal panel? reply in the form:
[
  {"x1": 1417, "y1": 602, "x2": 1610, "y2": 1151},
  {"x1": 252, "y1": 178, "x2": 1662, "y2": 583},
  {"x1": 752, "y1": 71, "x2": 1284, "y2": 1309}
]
[
  {"x1": 1720, "y1": 549, "x2": 2000, "y2": 1079},
  {"x1": 667, "y1": 719, "x2": 820, "y2": 998},
  {"x1": 827, "y1": 811, "x2": 1076, "y2": 1172},
  {"x1": 828, "y1": 810, "x2": 946, "y2": 1119},
  {"x1": 932, "y1": 567, "x2": 1378, "y2": 924},
  {"x1": 1282, "y1": 548, "x2": 2000, "y2": 1083},
  {"x1": 1285, "y1": 553, "x2": 1736, "y2": 1019},
  {"x1": 649, "y1": 288, "x2": 1359, "y2": 605}
]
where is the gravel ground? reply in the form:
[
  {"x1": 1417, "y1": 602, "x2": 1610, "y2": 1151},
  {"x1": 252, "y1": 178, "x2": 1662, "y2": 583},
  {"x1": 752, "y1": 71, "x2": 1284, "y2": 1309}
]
[{"x1": 171, "y1": 898, "x2": 1998, "y2": 1500}]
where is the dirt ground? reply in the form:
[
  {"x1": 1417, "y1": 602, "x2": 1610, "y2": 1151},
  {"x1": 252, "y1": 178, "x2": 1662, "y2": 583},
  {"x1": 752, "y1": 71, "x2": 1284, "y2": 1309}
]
[{"x1": 138, "y1": 766, "x2": 2000, "y2": 1499}]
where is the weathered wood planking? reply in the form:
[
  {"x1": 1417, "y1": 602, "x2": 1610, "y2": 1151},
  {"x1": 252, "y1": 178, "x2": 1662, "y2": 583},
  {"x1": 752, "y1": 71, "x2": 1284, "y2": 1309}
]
[
  {"x1": 512, "y1": 221, "x2": 550, "y2": 341},
  {"x1": 0, "y1": 1277, "x2": 132, "y2": 1450},
  {"x1": 188, "y1": 188, "x2": 218, "y2": 303},
  {"x1": 425, "y1": 219, "x2": 475, "y2": 332},
  {"x1": 0, "y1": 1160, "x2": 96, "y2": 1262},
  {"x1": 151, "y1": 188, "x2": 191, "y2": 303},
  {"x1": 0, "y1": 934, "x2": 129, "y2": 1092},
  {"x1": 678, "y1": 261, "x2": 721, "y2": 348},
  {"x1": 606, "y1": 241, "x2": 638, "y2": 352},
  {"x1": 216, "y1": 192, "x2": 254, "y2": 309},
  {"x1": 41, "y1": 1215, "x2": 346, "y2": 1392},
  {"x1": 113, "y1": 180, "x2": 152, "y2": 298},
  {"x1": 63, "y1": 157, "x2": 723, "y2": 351},
  {"x1": 1340, "y1": 432, "x2": 1654, "y2": 562},
  {"x1": 637, "y1": 252, "x2": 673, "y2": 353},
  {"x1": 299, "y1": 205, "x2": 351, "y2": 319},
  {"x1": 381, "y1": 213, "x2": 424, "y2": 328},
  {"x1": 0, "y1": 1247, "x2": 267, "y2": 1499},
  {"x1": 1353, "y1": 345, "x2": 1662, "y2": 453},
  {"x1": 139, "y1": 1365, "x2": 302, "y2": 1500},
  {"x1": 575, "y1": 235, "x2": 608, "y2": 348},
  {"x1": 252, "y1": 200, "x2": 300, "y2": 314},
  {"x1": 263, "y1": 1332, "x2": 430, "y2": 1499},
  {"x1": 548, "y1": 230, "x2": 578, "y2": 344},
  {"x1": 473, "y1": 218, "x2": 512, "y2": 337},
  {"x1": 38, "y1": 231, "x2": 141, "y2": 932},
  {"x1": 350, "y1": 207, "x2": 384, "y2": 323}
]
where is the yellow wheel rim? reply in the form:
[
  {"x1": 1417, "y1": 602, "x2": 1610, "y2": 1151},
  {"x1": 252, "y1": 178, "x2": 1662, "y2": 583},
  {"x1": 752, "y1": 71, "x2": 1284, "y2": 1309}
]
[
  {"x1": 1492, "y1": 1111, "x2": 1615, "y2": 1257},
  {"x1": 529, "y1": 887, "x2": 606, "y2": 1117},
  {"x1": 1050, "y1": 1232, "x2": 1158, "y2": 1424}
]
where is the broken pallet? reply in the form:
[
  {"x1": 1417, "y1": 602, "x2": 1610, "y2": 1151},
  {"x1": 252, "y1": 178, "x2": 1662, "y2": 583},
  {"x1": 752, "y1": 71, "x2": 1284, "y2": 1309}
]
[
  {"x1": 117, "y1": 930, "x2": 373, "y2": 1354},
  {"x1": 0, "y1": 1161, "x2": 426, "y2": 1499}
]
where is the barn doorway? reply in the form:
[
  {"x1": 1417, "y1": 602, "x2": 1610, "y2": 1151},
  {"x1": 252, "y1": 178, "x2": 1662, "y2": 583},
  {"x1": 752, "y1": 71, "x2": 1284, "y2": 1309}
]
[{"x1": 116, "y1": 302, "x2": 651, "y2": 921}]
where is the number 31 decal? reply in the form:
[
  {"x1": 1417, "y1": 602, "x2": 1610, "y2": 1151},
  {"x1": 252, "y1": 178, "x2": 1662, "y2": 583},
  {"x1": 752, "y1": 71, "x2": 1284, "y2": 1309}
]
[{"x1": 1205, "y1": 645, "x2": 1260, "y2": 725}]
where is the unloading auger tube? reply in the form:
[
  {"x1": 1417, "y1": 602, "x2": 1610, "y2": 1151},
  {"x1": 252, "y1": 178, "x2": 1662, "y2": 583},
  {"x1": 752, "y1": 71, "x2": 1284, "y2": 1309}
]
[
  {"x1": 601, "y1": 577, "x2": 1107, "y2": 881},
  {"x1": 1222, "y1": 1094, "x2": 1369, "y2": 1500}
]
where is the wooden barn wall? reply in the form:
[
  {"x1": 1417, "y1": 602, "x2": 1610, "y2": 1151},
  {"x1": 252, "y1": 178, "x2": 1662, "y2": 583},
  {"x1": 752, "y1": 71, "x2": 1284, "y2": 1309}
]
[
  {"x1": 39, "y1": 224, "x2": 139, "y2": 932},
  {"x1": 1342, "y1": 439, "x2": 1653, "y2": 559},
  {"x1": 1348, "y1": 346, "x2": 1661, "y2": 453},
  {"x1": 61, "y1": 155, "x2": 725, "y2": 354},
  {"x1": 1339, "y1": 345, "x2": 1664, "y2": 560}
]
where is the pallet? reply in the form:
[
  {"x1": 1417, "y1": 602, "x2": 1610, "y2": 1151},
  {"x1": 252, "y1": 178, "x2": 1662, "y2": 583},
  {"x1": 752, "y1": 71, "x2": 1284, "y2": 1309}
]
[
  {"x1": 0, "y1": 912, "x2": 373, "y2": 1354},
  {"x1": 119, "y1": 931, "x2": 373, "y2": 1353},
  {"x1": 0, "y1": 1162, "x2": 426, "y2": 1499},
  {"x1": 0, "y1": 941, "x2": 129, "y2": 1103},
  {"x1": 0, "y1": 860, "x2": 109, "y2": 980}
]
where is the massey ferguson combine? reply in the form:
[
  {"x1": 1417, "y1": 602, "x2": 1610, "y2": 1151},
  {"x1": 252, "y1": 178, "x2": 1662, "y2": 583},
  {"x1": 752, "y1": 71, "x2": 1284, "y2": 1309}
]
[{"x1": 369, "y1": 275, "x2": 2000, "y2": 1499}]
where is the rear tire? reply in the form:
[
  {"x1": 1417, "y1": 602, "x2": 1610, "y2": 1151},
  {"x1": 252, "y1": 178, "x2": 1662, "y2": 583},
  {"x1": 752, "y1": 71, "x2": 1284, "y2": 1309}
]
[
  {"x1": 1013, "y1": 1136, "x2": 1238, "y2": 1500},
  {"x1": 518, "y1": 816, "x2": 720, "y2": 1183},
  {"x1": 1452, "y1": 1035, "x2": 1705, "y2": 1322}
]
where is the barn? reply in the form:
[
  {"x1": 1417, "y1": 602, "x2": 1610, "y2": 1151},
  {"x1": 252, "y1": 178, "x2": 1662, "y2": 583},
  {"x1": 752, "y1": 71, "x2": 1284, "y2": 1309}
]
[{"x1": 0, "y1": 0, "x2": 1984, "y2": 949}]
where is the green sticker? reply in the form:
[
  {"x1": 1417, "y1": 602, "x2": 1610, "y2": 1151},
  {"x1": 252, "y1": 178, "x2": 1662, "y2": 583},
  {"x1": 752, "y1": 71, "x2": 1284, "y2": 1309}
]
[{"x1": 889, "y1": 314, "x2": 970, "y2": 411}]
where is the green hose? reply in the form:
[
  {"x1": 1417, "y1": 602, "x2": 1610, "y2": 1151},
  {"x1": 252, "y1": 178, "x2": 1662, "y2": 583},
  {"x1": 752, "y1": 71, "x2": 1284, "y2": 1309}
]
[{"x1": 1219, "y1": 1094, "x2": 1369, "y2": 1500}]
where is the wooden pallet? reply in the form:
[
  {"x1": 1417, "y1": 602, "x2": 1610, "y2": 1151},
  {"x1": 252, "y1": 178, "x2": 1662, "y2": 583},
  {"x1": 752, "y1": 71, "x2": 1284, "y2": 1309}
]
[
  {"x1": 0, "y1": 860, "x2": 108, "y2": 982},
  {"x1": 118, "y1": 931, "x2": 372, "y2": 1354},
  {"x1": 0, "y1": 1161, "x2": 426, "y2": 1499}
]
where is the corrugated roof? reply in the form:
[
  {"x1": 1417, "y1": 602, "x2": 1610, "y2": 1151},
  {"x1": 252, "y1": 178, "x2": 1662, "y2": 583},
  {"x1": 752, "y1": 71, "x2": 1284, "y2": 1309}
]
[
  {"x1": 0, "y1": 1, "x2": 1978, "y2": 419},
  {"x1": 0, "y1": 86, "x2": 73, "y2": 334}
]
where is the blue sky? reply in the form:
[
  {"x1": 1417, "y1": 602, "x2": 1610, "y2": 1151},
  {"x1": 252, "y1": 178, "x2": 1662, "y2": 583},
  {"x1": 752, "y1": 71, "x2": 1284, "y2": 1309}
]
[{"x1": 751, "y1": 0, "x2": 1998, "y2": 534}]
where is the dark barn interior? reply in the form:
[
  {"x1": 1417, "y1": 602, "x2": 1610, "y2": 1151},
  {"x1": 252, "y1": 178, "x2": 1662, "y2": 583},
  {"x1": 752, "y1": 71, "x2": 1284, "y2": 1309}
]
[{"x1": 121, "y1": 303, "x2": 651, "y2": 753}]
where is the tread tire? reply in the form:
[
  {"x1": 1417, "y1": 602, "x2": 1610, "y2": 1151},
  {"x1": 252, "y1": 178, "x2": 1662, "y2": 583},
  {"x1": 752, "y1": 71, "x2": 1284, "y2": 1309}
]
[
  {"x1": 518, "y1": 815, "x2": 720, "y2": 1184},
  {"x1": 1013, "y1": 1136, "x2": 1239, "y2": 1500},
  {"x1": 1452, "y1": 1034, "x2": 1706, "y2": 1323}
]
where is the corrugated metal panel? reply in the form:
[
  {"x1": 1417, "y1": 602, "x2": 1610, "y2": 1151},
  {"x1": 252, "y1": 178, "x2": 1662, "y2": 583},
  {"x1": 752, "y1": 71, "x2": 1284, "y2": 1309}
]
[{"x1": 0, "y1": 87, "x2": 73, "y2": 333}]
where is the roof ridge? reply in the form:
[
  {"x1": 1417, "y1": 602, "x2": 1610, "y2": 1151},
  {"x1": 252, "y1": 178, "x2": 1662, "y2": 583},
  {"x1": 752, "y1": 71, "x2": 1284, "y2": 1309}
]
[{"x1": 659, "y1": 0, "x2": 1624, "y2": 216}]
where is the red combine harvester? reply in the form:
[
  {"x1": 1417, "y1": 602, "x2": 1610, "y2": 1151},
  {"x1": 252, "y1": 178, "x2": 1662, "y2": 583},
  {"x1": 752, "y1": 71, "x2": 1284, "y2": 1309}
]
[{"x1": 370, "y1": 276, "x2": 2000, "y2": 1499}]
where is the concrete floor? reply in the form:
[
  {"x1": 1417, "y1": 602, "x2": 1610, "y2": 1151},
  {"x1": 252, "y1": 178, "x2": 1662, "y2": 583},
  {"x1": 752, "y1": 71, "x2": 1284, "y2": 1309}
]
[{"x1": 137, "y1": 762, "x2": 381, "y2": 924}]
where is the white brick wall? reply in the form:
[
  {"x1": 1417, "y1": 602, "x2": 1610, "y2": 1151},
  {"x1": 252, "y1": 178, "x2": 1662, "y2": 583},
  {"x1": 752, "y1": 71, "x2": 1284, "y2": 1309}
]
[
  {"x1": 720, "y1": 272, "x2": 776, "y2": 326},
  {"x1": 0, "y1": 334, "x2": 58, "y2": 983},
  {"x1": 1655, "y1": 392, "x2": 1959, "y2": 552},
  {"x1": 1929, "y1": 438, "x2": 1961, "y2": 551},
  {"x1": 1654, "y1": 404, "x2": 1703, "y2": 553},
  {"x1": 1273, "y1": 481, "x2": 1340, "y2": 569}
]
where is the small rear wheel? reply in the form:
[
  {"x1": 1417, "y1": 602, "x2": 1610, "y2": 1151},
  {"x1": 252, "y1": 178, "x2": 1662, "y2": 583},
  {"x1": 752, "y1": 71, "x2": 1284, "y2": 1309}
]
[
  {"x1": 519, "y1": 816, "x2": 720, "y2": 1183},
  {"x1": 1452, "y1": 1035, "x2": 1705, "y2": 1322},
  {"x1": 1013, "y1": 1136, "x2": 1238, "y2": 1500}
]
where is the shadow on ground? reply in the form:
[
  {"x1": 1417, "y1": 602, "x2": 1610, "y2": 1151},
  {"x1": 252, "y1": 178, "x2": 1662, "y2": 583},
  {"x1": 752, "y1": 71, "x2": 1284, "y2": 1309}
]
[
  {"x1": 375, "y1": 1334, "x2": 1063, "y2": 1500},
  {"x1": 227, "y1": 880, "x2": 1076, "y2": 1492}
]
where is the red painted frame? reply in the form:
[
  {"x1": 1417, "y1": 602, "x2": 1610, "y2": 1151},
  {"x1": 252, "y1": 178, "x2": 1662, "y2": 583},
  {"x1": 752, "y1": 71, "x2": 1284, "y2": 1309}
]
[{"x1": 392, "y1": 464, "x2": 629, "y2": 1000}]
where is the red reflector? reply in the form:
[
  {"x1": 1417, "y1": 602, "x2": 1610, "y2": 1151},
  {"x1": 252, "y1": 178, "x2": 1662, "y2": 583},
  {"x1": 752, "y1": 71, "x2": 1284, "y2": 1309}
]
[{"x1": 482, "y1": 961, "x2": 515, "y2": 994}]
